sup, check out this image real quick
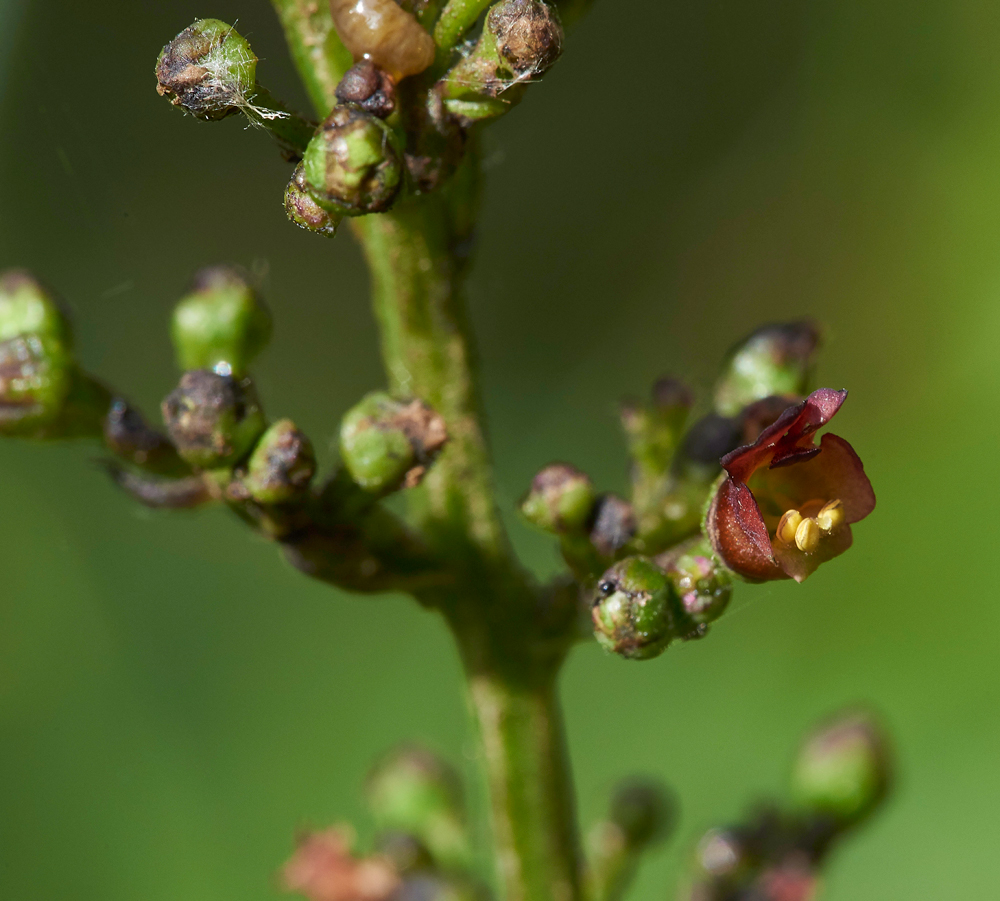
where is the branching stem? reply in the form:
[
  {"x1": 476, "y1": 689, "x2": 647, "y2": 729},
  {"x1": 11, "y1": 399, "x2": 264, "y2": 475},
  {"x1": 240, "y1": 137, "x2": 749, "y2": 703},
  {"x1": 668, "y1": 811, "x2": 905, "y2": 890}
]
[{"x1": 270, "y1": 5, "x2": 584, "y2": 899}]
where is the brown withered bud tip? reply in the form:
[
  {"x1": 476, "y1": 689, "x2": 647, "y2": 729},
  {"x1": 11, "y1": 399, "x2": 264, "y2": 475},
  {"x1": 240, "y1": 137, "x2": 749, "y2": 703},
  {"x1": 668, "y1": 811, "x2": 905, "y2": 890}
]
[
  {"x1": 336, "y1": 61, "x2": 397, "y2": 119},
  {"x1": 679, "y1": 413, "x2": 741, "y2": 467},
  {"x1": 161, "y1": 369, "x2": 265, "y2": 469},
  {"x1": 651, "y1": 376, "x2": 693, "y2": 410},
  {"x1": 104, "y1": 398, "x2": 177, "y2": 467},
  {"x1": 394, "y1": 400, "x2": 448, "y2": 488},
  {"x1": 588, "y1": 493, "x2": 636, "y2": 557},
  {"x1": 488, "y1": 0, "x2": 564, "y2": 76},
  {"x1": 282, "y1": 828, "x2": 400, "y2": 901}
]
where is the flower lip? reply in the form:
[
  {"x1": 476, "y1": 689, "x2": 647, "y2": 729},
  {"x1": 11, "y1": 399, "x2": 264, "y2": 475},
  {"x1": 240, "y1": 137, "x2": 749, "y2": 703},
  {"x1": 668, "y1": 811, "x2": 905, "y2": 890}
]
[{"x1": 706, "y1": 389, "x2": 875, "y2": 583}]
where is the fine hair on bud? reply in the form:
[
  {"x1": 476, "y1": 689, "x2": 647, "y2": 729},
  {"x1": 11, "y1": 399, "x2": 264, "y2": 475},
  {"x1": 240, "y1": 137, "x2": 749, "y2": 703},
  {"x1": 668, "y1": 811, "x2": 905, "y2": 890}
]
[
  {"x1": 155, "y1": 19, "x2": 260, "y2": 121},
  {"x1": 488, "y1": 0, "x2": 563, "y2": 81},
  {"x1": 161, "y1": 370, "x2": 266, "y2": 469}
]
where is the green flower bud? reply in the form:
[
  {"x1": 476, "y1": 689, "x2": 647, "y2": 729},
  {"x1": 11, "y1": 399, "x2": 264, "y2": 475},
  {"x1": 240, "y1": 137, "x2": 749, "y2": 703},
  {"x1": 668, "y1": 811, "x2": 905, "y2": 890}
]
[
  {"x1": 302, "y1": 106, "x2": 403, "y2": 216},
  {"x1": 0, "y1": 333, "x2": 74, "y2": 435},
  {"x1": 438, "y1": 0, "x2": 563, "y2": 125},
  {"x1": 170, "y1": 265, "x2": 272, "y2": 375},
  {"x1": 340, "y1": 392, "x2": 448, "y2": 493},
  {"x1": 155, "y1": 19, "x2": 257, "y2": 121},
  {"x1": 284, "y1": 163, "x2": 343, "y2": 237},
  {"x1": 365, "y1": 745, "x2": 470, "y2": 871},
  {"x1": 791, "y1": 711, "x2": 891, "y2": 829},
  {"x1": 242, "y1": 419, "x2": 316, "y2": 504},
  {"x1": 713, "y1": 321, "x2": 820, "y2": 417},
  {"x1": 657, "y1": 538, "x2": 732, "y2": 627},
  {"x1": 520, "y1": 463, "x2": 595, "y2": 533},
  {"x1": 0, "y1": 270, "x2": 72, "y2": 345},
  {"x1": 608, "y1": 777, "x2": 676, "y2": 850},
  {"x1": 161, "y1": 370, "x2": 266, "y2": 469},
  {"x1": 592, "y1": 557, "x2": 682, "y2": 660}
]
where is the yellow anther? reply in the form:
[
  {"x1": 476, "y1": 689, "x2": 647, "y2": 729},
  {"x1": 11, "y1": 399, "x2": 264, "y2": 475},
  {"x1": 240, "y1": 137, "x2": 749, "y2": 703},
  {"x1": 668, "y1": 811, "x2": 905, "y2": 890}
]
[
  {"x1": 794, "y1": 517, "x2": 821, "y2": 553},
  {"x1": 776, "y1": 509, "x2": 803, "y2": 546},
  {"x1": 816, "y1": 499, "x2": 845, "y2": 532}
]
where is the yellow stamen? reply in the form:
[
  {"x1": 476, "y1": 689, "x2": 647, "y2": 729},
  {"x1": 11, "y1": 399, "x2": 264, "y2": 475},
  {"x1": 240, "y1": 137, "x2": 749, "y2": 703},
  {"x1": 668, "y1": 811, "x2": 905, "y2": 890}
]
[
  {"x1": 816, "y1": 499, "x2": 845, "y2": 532},
  {"x1": 794, "y1": 517, "x2": 821, "y2": 553},
  {"x1": 776, "y1": 509, "x2": 803, "y2": 545}
]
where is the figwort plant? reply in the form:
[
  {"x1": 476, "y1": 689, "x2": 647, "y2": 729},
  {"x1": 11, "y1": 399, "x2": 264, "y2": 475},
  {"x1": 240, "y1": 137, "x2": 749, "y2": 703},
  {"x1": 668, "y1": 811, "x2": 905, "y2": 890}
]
[{"x1": 1, "y1": 4, "x2": 889, "y2": 901}]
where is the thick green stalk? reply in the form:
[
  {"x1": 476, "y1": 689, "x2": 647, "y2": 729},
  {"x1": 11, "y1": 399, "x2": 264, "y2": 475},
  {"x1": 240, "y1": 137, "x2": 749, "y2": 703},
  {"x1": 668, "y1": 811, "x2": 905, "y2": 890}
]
[
  {"x1": 468, "y1": 668, "x2": 582, "y2": 901},
  {"x1": 270, "y1": 6, "x2": 584, "y2": 899},
  {"x1": 270, "y1": 0, "x2": 351, "y2": 115}
]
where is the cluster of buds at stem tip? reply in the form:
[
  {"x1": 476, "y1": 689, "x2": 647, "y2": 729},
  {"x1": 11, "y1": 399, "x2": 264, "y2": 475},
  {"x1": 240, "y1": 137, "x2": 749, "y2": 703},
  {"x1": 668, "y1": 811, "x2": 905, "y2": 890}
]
[
  {"x1": 0, "y1": 269, "x2": 77, "y2": 436},
  {"x1": 683, "y1": 710, "x2": 892, "y2": 901},
  {"x1": 436, "y1": 0, "x2": 564, "y2": 126},
  {"x1": 591, "y1": 549, "x2": 730, "y2": 661}
]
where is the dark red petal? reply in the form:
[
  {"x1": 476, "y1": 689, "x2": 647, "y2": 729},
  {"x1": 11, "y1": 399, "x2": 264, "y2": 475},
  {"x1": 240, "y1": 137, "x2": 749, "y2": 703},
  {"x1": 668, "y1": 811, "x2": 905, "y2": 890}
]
[
  {"x1": 761, "y1": 433, "x2": 875, "y2": 523},
  {"x1": 721, "y1": 389, "x2": 848, "y2": 482},
  {"x1": 706, "y1": 478, "x2": 787, "y2": 582},
  {"x1": 774, "y1": 523, "x2": 854, "y2": 582}
]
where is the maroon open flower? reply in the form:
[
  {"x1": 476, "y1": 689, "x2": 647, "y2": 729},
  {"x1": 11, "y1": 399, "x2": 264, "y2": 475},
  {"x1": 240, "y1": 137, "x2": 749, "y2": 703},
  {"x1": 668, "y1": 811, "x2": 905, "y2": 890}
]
[{"x1": 705, "y1": 389, "x2": 875, "y2": 582}]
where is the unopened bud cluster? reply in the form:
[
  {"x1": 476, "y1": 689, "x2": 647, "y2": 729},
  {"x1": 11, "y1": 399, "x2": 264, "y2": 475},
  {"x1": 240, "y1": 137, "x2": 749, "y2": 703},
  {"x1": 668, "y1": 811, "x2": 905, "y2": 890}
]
[{"x1": 683, "y1": 711, "x2": 892, "y2": 901}]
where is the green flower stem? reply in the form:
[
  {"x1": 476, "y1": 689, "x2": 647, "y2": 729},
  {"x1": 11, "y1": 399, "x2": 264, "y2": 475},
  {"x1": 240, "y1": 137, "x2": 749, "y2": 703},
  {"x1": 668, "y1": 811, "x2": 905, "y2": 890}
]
[
  {"x1": 467, "y1": 668, "x2": 582, "y2": 901},
  {"x1": 244, "y1": 83, "x2": 317, "y2": 156},
  {"x1": 270, "y1": 0, "x2": 351, "y2": 116},
  {"x1": 272, "y1": 6, "x2": 586, "y2": 900},
  {"x1": 434, "y1": 0, "x2": 491, "y2": 55}
]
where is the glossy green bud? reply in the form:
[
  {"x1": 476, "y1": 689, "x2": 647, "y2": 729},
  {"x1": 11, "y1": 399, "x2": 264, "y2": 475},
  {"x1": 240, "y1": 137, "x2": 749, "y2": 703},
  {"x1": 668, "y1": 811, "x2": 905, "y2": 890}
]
[
  {"x1": 242, "y1": 419, "x2": 316, "y2": 504},
  {"x1": 657, "y1": 538, "x2": 732, "y2": 627},
  {"x1": 608, "y1": 777, "x2": 676, "y2": 850},
  {"x1": 171, "y1": 266, "x2": 271, "y2": 375},
  {"x1": 714, "y1": 321, "x2": 820, "y2": 417},
  {"x1": 155, "y1": 19, "x2": 257, "y2": 121},
  {"x1": 520, "y1": 463, "x2": 595, "y2": 533},
  {"x1": 0, "y1": 270, "x2": 72, "y2": 345},
  {"x1": 791, "y1": 711, "x2": 891, "y2": 828},
  {"x1": 302, "y1": 106, "x2": 403, "y2": 216},
  {"x1": 285, "y1": 163, "x2": 342, "y2": 237},
  {"x1": 438, "y1": 0, "x2": 563, "y2": 125},
  {"x1": 340, "y1": 392, "x2": 448, "y2": 492},
  {"x1": 0, "y1": 333, "x2": 74, "y2": 435},
  {"x1": 161, "y1": 370, "x2": 266, "y2": 469},
  {"x1": 592, "y1": 557, "x2": 682, "y2": 660},
  {"x1": 365, "y1": 745, "x2": 470, "y2": 871}
]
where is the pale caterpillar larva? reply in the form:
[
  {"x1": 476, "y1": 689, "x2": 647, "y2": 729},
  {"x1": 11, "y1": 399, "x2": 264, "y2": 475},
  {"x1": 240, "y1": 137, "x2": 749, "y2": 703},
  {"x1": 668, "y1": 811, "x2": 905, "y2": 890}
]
[{"x1": 329, "y1": 0, "x2": 436, "y2": 81}]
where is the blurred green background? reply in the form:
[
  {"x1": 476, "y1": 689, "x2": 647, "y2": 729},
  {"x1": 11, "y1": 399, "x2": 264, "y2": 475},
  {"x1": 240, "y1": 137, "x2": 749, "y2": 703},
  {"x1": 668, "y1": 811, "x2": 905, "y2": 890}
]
[{"x1": 1, "y1": 0, "x2": 996, "y2": 898}]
